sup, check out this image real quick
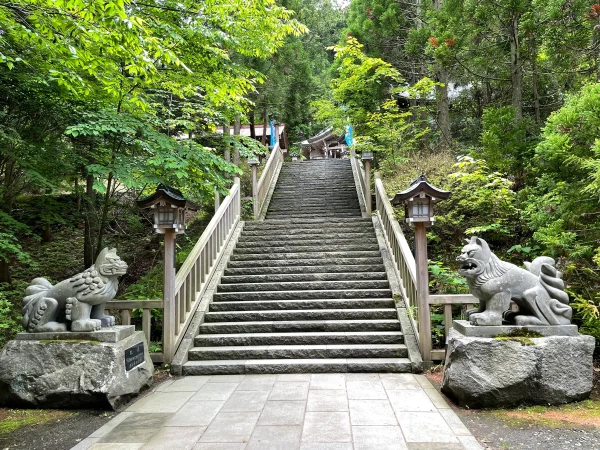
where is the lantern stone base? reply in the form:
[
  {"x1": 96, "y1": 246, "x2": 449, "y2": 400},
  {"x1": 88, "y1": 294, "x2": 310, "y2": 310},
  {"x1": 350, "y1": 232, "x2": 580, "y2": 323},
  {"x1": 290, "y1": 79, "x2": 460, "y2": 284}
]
[
  {"x1": 441, "y1": 328, "x2": 594, "y2": 408},
  {"x1": 0, "y1": 330, "x2": 153, "y2": 410}
]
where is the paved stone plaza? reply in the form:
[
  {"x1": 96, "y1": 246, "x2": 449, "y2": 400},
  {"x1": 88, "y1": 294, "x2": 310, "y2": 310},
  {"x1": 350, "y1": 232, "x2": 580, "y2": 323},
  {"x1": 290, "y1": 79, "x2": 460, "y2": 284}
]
[{"x1": 72, "y1": 373, "x2": 482, "y2": 450}]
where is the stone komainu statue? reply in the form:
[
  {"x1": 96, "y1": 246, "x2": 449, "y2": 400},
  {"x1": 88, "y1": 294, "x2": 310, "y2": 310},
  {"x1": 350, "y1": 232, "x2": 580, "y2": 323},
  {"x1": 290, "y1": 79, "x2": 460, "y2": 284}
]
[
  {"x1": 456, "y1": 237, "x2": 572, "y2": 326},
  {"x1": 22, "y1": 248, "x2": 128, "y2": 333}
]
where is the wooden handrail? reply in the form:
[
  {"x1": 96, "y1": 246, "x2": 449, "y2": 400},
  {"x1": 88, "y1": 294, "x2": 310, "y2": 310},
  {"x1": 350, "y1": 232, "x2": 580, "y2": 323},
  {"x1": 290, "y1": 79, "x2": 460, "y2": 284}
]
[
  {"x1": 105, "y1": 299, "x2": 164, "y2": 363},
  {"x1": 374, "y1": 177, "x2": 421, "y2": 349},
  {"x1": 256, "y1": 143, "x2": 283, "y2": 218},
  {"x1": 168, "y1": 178, "x2": 241, "y2": 361},
  {"x1": 108, "y1": 179, "x2": 241, "y2": 364}
]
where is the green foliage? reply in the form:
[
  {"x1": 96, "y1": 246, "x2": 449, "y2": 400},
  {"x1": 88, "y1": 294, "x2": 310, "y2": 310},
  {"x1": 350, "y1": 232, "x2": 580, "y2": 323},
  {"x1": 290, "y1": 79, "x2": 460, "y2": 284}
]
[
  {"x1": 428, "y1": 261, "x2": 468, "y2": 295},
  {"x1": 478, "y1": 106, "x2": 535, "y2": 182},
  {"x1": 0, "y1": 283, "x2": 23, "y2": 348},
  {"x1": 0, "y1": 212, "x2": 34, "y2": 266}
]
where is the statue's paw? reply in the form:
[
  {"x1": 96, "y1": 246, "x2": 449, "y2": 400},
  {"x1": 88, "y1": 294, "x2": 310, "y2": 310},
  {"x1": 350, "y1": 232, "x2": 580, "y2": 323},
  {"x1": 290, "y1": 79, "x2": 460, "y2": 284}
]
[
  {"x1": 37, "y1": 322, "x2": 68, "y2": 333},
  {"x1": 72, "y1": 319, "x2": 102, "y2": 332},
  {"x1": 65, "y1": 297, "x2": 77, "y2": 321},
  {"x1": 99, "y1": 314, "x2": 115, "y2": 327},
  {"x1": 465, "y1": 308, "x2": 479, "y2": 320},
  {"x1": 470, "y1": 312, "x2": 502, "y2": 326}
]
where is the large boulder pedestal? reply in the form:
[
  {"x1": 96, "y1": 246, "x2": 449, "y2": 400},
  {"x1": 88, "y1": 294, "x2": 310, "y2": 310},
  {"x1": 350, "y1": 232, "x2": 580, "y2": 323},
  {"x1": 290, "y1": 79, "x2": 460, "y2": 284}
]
[
  {"x1": 0, "y1": 326, "x2": 153, "y2": 410},
  {"x1": 441, "y1": 323, "x2": 595, "y2": 408}
]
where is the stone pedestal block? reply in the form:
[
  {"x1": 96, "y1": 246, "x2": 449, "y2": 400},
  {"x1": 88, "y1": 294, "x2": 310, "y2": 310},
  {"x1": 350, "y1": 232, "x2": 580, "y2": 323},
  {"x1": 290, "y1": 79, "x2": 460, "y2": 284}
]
[
  {"x1": 0, "y1": 329, "x2": 153, "y2": 410},
  {"x1": 441, "y1": 328, "x2": 595, "y2": 408}
]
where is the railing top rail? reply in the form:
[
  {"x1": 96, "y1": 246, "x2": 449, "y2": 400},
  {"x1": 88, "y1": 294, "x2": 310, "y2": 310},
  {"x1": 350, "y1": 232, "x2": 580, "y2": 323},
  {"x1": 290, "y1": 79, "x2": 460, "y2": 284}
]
[
  {"x1": 257, "y1": 142, "x2": 281, "y2": 193},
  {"x1": 175, "y1": 181, "x2": 239, "y2": 291},
  {"x1": 374, "y1": 177, "x2": 418, "y2": 284}
]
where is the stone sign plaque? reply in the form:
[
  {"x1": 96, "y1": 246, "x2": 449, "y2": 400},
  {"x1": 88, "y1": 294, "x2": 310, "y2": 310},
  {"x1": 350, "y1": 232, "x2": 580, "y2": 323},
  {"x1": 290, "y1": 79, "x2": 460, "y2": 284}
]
[{"x1": 125, "y1": 341, "x2": 145, "y2": 371}]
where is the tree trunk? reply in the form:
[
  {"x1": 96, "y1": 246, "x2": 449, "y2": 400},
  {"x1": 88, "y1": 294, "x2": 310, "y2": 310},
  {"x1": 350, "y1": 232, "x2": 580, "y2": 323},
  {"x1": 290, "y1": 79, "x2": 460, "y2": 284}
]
[
  {"x1": 249, "y1": 111, "x2": 256, "y2": 140},
  {"x1": 83, "y1": 174, "x2": 97, "y2": 268},
  {"x1": 223, "y1": 122, "x2": 231, "y2": 163},
  {"x1": 0, "y1": 260, "x2": 10, "y2": 283},
  {"x1": 532, "y1": 47, "x2": 541, "y2": 125},
  {"x1": 436, "y1": 66, "x2": 451, "y2": 148},
  {"x1": 261, "y1": 107, "x2": 268, "y2": 145},
  {"x1": 42, "y1": 223, "x2": 52, "y2": 242},
  {"x1": 233, "y1": 116, "x2": 241, "y2": 166},
  {"x1": 95, "y1": 172, "x2": 113, "y2": 257},
  {"x1": 510, "y1": 15, "x2": 523, "y2": 119}
]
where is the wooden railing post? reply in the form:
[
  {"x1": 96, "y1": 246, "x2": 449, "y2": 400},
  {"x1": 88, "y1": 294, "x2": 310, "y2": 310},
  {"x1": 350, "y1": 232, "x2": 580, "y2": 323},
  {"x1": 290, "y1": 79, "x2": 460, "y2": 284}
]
[
  {"x1": 250, "y1": 162, "x2": 259, "y2": 219},
  {"x1": 163, "y1": 229, "x2": 176, "y2": 364},
  {"x1": 414, "y1": 222, "x2": 432, "y2": 368},
  {"x1": 364, "y1": 159, "x2": 371, "y2": 215}
]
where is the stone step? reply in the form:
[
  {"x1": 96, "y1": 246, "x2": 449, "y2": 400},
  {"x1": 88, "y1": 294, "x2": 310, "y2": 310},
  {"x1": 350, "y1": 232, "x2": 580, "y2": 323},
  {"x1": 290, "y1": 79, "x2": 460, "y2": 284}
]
[
  {"x1": 212, "y1": 289, "x2": 392, "y2": 301},
  {"x1": 216, "y1": 280, "x2": 390, "y2": 293},
  {"x1": 269, "y1": 192, "x2": 358, "y2": 197},
  {"x1": 269, "y1": 207, "x2": 360, "y2": 213},
  {"x1": 266, "y1": 210, "x2": 361, "y2": 217},
  {"x1": 237, "y1": 233, "x2": 375, "y2": 243},
  {"x1": 241, "y1": 224, "x2": 372, "y2": 234},
  {"x1": 182, "y1": 358, "x2": 412, "y2": 375},
  {"x1": 224, "y1": 264, "x2": 386, "y2": 276},
  {"x1": 226, "y1": 257, "x2": 384, "y2": 268},
  {"x1": 235, "y1": 238, "x2": 379, "y2": 248},
  {"x1": 194, "y1": 331, "x2": 404, "y2": 347},
  {"x1": 220, "y1": 272, "x2": 387, "y2": 284},
  {"x1": 233, "y1": 244, "x2": 378, "y2": 255},
  {"x1": 266, "y1": 206, "x2": 360, "y2": 213},
  {"x1": 188, "y1": 344, "x2": 408, "y2": 360},
  {"x1": 204, "y1": 308, "x2": 398, "y2": 322},
  {"x1": 198, "y1": 319, "x2": 402, "y2": 334},
  {"x1": 267, "y1": 200, "x2": 360, "y2": 207},
  {"x1": 229, "y1": 251, "x2": 381, "y2": 262},
  {"x1": 208, "y1": 298, "x2": 395, "y2": 311},
  {"x1": 265, "y1": 212, "x2": 361, "y2": 219},
  {"x1": 240, "y1": 227, "x2": 371, "y2": 237},
  {"x1": 245, "y1": 217, "x2": 372, "y2": 226}
]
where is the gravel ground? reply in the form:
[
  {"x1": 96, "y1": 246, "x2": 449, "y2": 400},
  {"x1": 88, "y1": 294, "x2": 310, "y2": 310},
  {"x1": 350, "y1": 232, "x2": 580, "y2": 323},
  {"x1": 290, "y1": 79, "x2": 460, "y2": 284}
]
[
  {"x1": 456, "y1": 408, "x2": 600, "y2": 450},
  {"x1": 0, "y1": 410, "x2": 113, "y2": 450},
  {"x1": 0, "y1": 371, "x2": 171, "y2": 450},
  {"x1": 427, "y1": 370, "x2": 600, "y2": 450}
]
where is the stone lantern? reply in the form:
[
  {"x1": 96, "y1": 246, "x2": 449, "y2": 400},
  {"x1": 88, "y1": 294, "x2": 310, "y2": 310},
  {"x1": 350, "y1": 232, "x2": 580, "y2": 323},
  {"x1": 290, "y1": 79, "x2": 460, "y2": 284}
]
[
  {"x1": 391, "y1": 175, "x2": 450, "y2": 367},
  {"x1": 391, "y1": 175, "x2": 450, "y2": 226},
  {"x1": 137, "y1": 184, "x2": 198, "y2": 362},
  {"x1": 137, "y1": 184, "x2": 198, "y2": 234}
]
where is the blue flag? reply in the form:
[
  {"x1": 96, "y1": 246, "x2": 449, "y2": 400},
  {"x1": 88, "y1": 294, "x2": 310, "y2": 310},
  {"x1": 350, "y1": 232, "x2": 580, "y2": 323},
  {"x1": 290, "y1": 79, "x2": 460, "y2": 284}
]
[
  {"x1": 345, "y1": 124, "x2": 353, "y2": 146},
  {"x1": 270, "y1": 120, "x2": 277, "y2": 146}
]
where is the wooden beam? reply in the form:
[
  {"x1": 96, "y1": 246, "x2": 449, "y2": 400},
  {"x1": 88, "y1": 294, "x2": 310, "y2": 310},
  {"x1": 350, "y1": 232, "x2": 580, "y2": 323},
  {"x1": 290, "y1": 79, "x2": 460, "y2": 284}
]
[
  {"x1": 430, "y1": 349, "x2": 446, "y2": 361},
  {"x1": 429, "y1": 294, "x2": 478, "y2": 305},
  {"x1": 107, "y1": 300, "x2": 163, "y2": 309}
]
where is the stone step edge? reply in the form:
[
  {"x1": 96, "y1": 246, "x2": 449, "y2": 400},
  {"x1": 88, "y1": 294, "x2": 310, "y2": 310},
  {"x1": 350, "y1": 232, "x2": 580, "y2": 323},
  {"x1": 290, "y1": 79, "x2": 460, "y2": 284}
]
[
  {"x1": 190, "y1": 343, "x2": 406, "y2": 351},
  {"x1": 206, "y1": 308, "x2": 397, "y2": 315},
  {"x1": 182, "y1": 358, "x2": 413, "y2": 374},
  {"x1": 195, "y1": 331, "x2": 404, "y2": 339},
  {"x1": 213, "y1": 288, "x2": 392, "y2": 296},
  {"x1": 199, "y1": 319, "x2": 401, "y2": 326}
]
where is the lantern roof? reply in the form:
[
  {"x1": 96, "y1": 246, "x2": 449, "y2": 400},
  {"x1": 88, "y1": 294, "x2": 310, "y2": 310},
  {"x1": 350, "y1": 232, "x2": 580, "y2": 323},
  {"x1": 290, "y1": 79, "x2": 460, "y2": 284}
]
[
  {"x1": 390, "y1": 175, "x2": 451, "y2": 205},
  {"x1": 137, "y1": 184, "x2": 199, "y2": 210}
]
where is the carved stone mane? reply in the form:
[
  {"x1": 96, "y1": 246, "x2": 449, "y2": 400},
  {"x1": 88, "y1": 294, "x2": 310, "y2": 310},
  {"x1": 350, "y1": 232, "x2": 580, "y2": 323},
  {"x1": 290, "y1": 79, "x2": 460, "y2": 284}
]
[{"x1": 472, "y1": 253, "x2": 512, "y2": 288}]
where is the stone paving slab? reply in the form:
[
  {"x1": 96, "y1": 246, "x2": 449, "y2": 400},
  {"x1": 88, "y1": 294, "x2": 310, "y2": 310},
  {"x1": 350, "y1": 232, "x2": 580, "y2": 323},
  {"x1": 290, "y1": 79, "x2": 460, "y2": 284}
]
[{"x1": 72, "y1": 373, "x2": 483, "y2": 450}]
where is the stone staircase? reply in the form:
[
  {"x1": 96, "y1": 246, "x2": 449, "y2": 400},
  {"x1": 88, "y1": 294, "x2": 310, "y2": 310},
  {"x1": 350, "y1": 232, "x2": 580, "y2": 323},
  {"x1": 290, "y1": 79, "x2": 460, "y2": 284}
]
[{"x1": 183, "y1": 159, "x2": 411, "y2": 374}]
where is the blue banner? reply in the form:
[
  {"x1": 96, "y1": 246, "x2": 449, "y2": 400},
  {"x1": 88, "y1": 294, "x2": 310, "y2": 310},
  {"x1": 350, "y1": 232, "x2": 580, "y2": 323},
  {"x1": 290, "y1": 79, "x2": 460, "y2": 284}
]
[
  {"x1": 345, "y1": 124, "x2": 353, "y2": 146},
  {"x1": 270, "y1": 120, "x2": 277, "y2": 146}
]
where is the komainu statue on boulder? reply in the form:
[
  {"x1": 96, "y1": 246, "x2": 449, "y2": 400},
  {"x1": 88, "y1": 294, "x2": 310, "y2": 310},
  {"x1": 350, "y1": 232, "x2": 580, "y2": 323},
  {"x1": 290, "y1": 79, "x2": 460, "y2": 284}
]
[
  {"x1": 22, "y1": 248, "x2": 128, "y2": 333},
  {"x1": 457, "y1": 237, "x2": 571, "y2": 326}
]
